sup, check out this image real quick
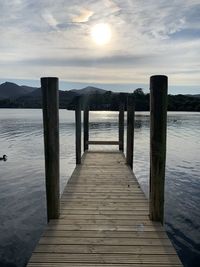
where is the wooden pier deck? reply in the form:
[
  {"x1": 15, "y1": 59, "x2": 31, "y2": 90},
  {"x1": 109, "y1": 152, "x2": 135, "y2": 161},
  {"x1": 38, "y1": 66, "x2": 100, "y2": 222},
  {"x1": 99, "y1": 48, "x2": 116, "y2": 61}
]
[{"x1": 28, "y1": 151, "x2": 182, "y2": 267}]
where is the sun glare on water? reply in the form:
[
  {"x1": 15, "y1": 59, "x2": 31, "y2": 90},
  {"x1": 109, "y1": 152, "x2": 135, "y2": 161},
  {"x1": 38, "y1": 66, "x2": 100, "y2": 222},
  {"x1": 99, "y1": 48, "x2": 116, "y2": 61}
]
[{"x1": 91, "y1": 23, "x2": 112, "y2": 46}]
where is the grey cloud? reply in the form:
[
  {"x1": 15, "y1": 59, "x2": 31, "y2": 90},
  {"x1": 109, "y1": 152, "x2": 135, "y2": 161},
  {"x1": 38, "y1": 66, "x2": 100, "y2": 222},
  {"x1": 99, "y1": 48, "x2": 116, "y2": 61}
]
[
  {"x1": 15, "y1": 54, "x2": 156, "y2": 68},
  {"x1": 0, "y1": 0, "x2": 199, "y2": 85}
]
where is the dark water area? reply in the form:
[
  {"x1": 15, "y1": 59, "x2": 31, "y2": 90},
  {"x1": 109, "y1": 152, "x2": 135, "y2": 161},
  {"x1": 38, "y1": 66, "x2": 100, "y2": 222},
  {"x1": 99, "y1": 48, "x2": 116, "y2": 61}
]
[{"x1": 0, "y1": 109, "x2": 199, "y2": 267}]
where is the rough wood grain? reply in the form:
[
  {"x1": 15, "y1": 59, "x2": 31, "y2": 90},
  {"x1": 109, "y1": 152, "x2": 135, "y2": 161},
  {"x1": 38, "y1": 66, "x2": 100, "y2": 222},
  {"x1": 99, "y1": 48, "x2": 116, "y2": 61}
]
[
  {"x1": 84, "y1": 106, "x2": 89, "y2": 151},
  {"x1": 75, "y1": 96, "x2": 81, "y2": 164},
  {"x1": 87, "y1": 141, "x2": 119, "y2": 145},
  {"x1": 41, "y1": 77, "x2": 60, "y2": 221},
  {"x1": 27, "y1": 151, "x2": 182, "y2": 266},
  {"x1": 150, "y1": 75, "x2": 168, "y2": 223},
  {"x1": 126, "y1": 94, "x2": 135, "y2": 169},
  {"x1": 28, "y1": 264, "x2": 182, "y2": 267},
  {"x1": 119, "y1": 97, "x2": 125, "y2": 151}
]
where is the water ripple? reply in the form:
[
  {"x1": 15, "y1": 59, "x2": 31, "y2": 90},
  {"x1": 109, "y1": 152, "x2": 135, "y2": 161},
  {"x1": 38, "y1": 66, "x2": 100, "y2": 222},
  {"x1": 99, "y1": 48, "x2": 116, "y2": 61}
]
[{"x1": 0, "y1": 109, "x2": 199, "y2": 267}]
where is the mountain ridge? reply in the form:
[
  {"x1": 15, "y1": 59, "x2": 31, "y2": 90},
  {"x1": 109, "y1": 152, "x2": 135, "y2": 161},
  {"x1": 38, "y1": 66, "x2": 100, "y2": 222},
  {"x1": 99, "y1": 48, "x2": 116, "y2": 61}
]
[
  {"x1": 69, "y1": 86, "x2": 107, "y2": 95},
  {"x1": 0, "y1": 82, "x2": 37, "y2": 100},
  {"x1": 0, "y1": 82, "x2": 200, "y2": 111}
]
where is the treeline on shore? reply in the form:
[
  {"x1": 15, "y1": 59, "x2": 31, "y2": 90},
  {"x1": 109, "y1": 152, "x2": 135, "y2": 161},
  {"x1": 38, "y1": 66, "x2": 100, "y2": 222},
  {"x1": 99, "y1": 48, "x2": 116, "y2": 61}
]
[{"x1": 0, "y1": 88, "x2": 199, "y2": 111}]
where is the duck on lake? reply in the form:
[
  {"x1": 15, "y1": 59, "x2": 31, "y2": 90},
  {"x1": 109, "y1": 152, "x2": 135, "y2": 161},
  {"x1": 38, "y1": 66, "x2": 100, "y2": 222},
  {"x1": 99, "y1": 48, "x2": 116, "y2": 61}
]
[{"x1": 0, "y1": 155, "x2": 7, "y2": 161}]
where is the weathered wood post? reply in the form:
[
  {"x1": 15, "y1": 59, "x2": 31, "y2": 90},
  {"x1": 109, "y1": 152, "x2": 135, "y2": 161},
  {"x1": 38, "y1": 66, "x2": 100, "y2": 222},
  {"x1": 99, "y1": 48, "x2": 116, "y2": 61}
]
[
  {"x1": 84, "y1": 106, "x2": 89, "y2": 151},
  {"x1": 126, "y1": 94, "x2": 135, "y2": 169},
  {"x1": 41, "y1": 77, "x2": 60, "y2": 221},
  {"x1": 119, "y1": 93, "x2": 125, "y2": 151},
  {"x1": 75, "y1": 96, "x2": 82, "y2": 164},
  {"x1": 149, "y1": 75, "x2": 168, "y2": 224}
]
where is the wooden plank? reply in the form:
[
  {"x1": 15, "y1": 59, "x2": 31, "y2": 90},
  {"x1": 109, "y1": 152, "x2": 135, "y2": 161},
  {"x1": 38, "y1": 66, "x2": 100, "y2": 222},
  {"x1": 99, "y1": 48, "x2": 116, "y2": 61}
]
[
  {"x1": 84, "y1": 106, "x2": 89, "y2": 151},
  {"x1": 58, "y1": 214, "x2": 150, "y2": 220},
  {"x1": 60, "y1": 200, "x2": 148, "y2": 205},
  {"x1": 46, "y1": 224, "x2": 166, "y2": 232},
  {"x1": 41, "y1": 77, "x2": 60, "y2": 221},
  {"x1": 75, "y1": 96, "x2": 81, "y2": 164},
  {"x1": 61, "y1": 196, "x2": 143, "y2": 199},
  {"x1": 118, "y1": 97, "x2": 125, "y2": 151},
  {"x1": 35, "y1": 244, "x2": 177, "y2": 254},
  {"x1": 28, "y1": 263, "x2": 182, "y2": 267},
  {"x1": 65, "y1": 191, "x2": 141, "y2": 194},
  {"x1": 60, "y1": 209, "x2": 150, "y2": 215},
  {"x1": 28, "y1": 264, "x2": 182, "y2": 267},
  {"x1": 49, "y1": 219, "x2": 160, "y2": 226},
  {"x1": 59, "y1": 205, "x2": 148, "y2": 210},
  {"x1": 126, "y1": 94, "x2": 135, "y2": 169},
  {"x1": 38, "y1": 236, "x2": 172, "y2": 246},
  {"x1": 61, "y1": 197, "x2": 147, "y2": 201},
  {"x1": 87, "y1": 141, "x2": 119, "y2": 145},
  {"x1": 65, "y1": 181, "x2": 138, "y2": 186},
  {"x1": 29, "y1": 253, "x2": 181, "y2": 264},
  {"x1": 27, "y1": 151, "x2": 182, "y2": 266},
  {"x1": 61, "y1": 200, "x2": 148, "y2": 206},
  {"x1": 61, "y1": 195, "x2": 146, "y2": 199},
  {"x1": 150, "y1": 75, "x2": 168, "y2": 223},
  {"x1": 43, "y1": 230, "x2": 169, "y2": 239}
]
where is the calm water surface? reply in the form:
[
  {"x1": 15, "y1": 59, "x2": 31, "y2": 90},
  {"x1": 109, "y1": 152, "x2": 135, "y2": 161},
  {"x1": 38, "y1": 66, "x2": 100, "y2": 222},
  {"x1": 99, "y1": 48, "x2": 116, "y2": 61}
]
[{"x1": 0, "y1": 109, "x2": 199, "y2": 267}]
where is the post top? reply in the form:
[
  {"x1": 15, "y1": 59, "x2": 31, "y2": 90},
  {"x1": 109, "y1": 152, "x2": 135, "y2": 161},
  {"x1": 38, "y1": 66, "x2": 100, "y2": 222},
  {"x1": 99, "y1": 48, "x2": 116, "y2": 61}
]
[
  {"x1": 150, "y1": 75, "x2": 168, "y2": 81},
  {"x1": 41, "y1": 77, "x2": 58, "y2": 81},
  {"x1": 150, "y1": 75, "x2": 168, "y2": 91}
]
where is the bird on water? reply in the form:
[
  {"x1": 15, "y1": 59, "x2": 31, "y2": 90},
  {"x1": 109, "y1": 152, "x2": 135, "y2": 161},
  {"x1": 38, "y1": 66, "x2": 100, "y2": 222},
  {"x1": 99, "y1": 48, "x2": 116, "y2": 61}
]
[{"x1": 0, "y1": 155, "x2": 7, "y2": 161}]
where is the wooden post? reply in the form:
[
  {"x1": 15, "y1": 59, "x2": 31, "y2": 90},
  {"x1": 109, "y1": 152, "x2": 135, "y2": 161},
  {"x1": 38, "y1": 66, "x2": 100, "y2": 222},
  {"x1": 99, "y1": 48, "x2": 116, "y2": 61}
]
[
  {"x1": 75, "y1": 96, "x2": 81, "y2": 164},
  {"x1": 126, "y1": 94, "x2": 135, "y2": 169},
  {"x1": 84, "y1": 106, "x2": 89, "y2": 151},
  {"x1": 41, "y1": 77, "x2": 60, "y2": 221},
  {"x1": 119, "y1": 94, "x2": 125, "y2": 151},
  {"x1": 149, "y1": 75, "x2": 168, "y2": 224}
]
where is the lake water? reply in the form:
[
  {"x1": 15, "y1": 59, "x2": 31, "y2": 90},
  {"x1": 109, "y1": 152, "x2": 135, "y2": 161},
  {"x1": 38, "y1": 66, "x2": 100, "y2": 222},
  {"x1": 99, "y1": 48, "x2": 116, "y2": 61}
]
[{"x1": 0, "y1": 109, "x2": 199, "y2": 267}]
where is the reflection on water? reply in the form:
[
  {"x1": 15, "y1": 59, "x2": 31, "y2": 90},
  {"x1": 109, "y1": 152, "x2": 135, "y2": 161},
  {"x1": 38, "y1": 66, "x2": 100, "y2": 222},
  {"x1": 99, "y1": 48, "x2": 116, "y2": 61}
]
[{"x1": 0, "y1": 109, "x2": 200, "y2": 267}]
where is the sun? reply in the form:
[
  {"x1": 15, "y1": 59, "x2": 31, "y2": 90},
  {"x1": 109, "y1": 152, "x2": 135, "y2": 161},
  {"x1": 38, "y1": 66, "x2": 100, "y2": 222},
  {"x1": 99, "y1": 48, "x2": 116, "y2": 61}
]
[{"x1": 91, "y1": 23, "x2": 112, "y2": 46}]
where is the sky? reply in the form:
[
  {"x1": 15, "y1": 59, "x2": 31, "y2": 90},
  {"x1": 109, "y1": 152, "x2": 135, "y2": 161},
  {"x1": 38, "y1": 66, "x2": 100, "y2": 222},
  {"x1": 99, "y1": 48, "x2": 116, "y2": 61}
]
[{"x1": 0, "y1": 0, "x2": 200, "y2": 94}]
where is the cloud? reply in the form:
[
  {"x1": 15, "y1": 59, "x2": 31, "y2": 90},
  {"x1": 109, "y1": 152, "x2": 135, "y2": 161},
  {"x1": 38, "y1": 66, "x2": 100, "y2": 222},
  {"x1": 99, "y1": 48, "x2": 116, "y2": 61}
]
[
  {"x1": 104, "y1": 0, "x2": 121, "y2": 13},
  {"x1": 0, "y1": 0, "x2": 199, "y2": 89},
  {"x1": 14, "y1": 54, "x2": 155, "y2": 68},
  {"x1": 42, "y1": 11, "x2": 58, "y2": 29},
  {"x1": 13, "y1": 0, "x2": 22, "y2": 5},
  {"x1": 72, "y1": 8, "x2": 94, "y2": 23}
]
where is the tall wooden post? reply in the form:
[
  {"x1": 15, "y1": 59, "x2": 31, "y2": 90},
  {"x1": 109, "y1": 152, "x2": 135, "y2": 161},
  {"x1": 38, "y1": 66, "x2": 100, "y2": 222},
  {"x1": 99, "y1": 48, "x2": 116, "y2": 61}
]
[
  {"x1": 84, "y1": 106, "x2": 89, "y2": 151},
  {"x1": 41, "y1": 77, "x2": 60, "y2": 221},
  {"x1": 119, "y1": 94, "x2": 125, "y2": 151},
  {"x1": 126, "y1": 94, "x2": 135, "y2": 169},
  {"x1": 75, "y1": 96, "x2": 81, "y2": 164},
  {"x1": 149, "y1": 75, "x2": 168, "y2": 224}
]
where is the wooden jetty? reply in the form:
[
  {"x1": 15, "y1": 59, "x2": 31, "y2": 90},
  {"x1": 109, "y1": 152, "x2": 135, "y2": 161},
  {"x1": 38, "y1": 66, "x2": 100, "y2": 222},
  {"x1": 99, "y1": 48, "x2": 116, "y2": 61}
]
[{"x1": 27, "y1": 76, "x2": 183, "y2": 266}]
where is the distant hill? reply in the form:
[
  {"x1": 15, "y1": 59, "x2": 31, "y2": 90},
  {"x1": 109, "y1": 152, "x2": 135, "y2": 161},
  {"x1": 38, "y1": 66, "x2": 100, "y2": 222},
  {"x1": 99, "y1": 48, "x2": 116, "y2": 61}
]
[
  {"x1": 69, "y1": 86, "x2": 107, "y2": 95},
  {"x1": 0, "y1": 82, "x2": 199, "y2": 111},
  {"x1": 186, "y1": 94, "x2": 200, "y2": 98},
  {"x1": 0, "y1": 82, "x2": 37, "y2": 99},
  {"x1": 14, "y1": 88, "x2": 78, "y2": 108}
]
